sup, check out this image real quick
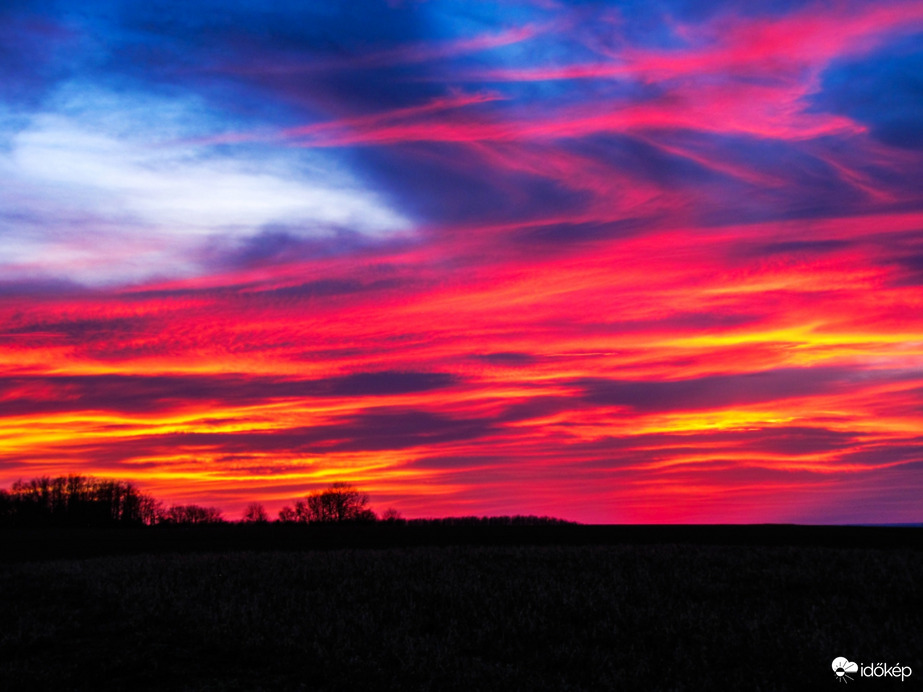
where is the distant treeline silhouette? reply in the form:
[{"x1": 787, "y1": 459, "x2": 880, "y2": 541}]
[
  {"x1": 0, "y1": 475, "x2": 223, "y2": 528},
  {"x1": 0, "y1": 476, "x2": 158, "y2": 527},
  {"x1": 0, "y1": 475, "x2": 573, "y2": 528},
  {"x1": 271, "y1": 483, "x2": 573, "y2": 526},
  {"x1": 277, "y1": 482, "x2": 376, "y2": 523},
  {"x1": 402, "y1": 516, "x2": 574, "y2": 527}
]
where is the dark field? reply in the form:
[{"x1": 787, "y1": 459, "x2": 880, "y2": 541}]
[{"x1": 1, "y1": 528, "x2": 920, "y2": 691}]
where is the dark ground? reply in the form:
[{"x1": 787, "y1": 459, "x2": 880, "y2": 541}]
[{"x1": 1, "y1": 525, "x2": 920, "y2": 691}]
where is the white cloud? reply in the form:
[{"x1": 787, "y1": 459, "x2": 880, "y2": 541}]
[{"x1": 0, "y1": 87, "x2": 411, "y2": 284}]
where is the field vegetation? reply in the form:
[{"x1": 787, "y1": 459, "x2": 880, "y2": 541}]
[
  {"x1": 1, "y1": 541, "x2": 920, "y2": 691},
  {"x1": 2, "y1": 476, "x2": 918, "y2": 689}
]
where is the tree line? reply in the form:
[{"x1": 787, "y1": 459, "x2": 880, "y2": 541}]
[
  {"x1": 0, "y1": 475, "x2": 572, "y2": 528},
  {"x1": 0, "y1": 475, "x2": 223, "y2": 528}
]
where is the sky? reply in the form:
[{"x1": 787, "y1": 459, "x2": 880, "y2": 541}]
[{"x1": 1, "y1": 0, "x2": 922, "y2": 524}]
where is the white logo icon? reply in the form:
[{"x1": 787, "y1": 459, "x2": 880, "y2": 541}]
[{"x1": 833, "y1": 657, "x2": 859, "y2": 683}]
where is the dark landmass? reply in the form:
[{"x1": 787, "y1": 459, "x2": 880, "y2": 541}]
[
  {"x1": 2, "y1": 526, "x2": 919, "y2": 691},
  {"x1": 1, "y1": 522, "x2": 920, "y2": 563}
]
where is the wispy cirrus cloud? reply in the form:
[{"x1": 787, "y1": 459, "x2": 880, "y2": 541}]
[{"x1": 0, "y1": 0, "x2": 921, "y2": 523}]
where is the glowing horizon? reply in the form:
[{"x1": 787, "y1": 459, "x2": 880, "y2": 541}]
[{"x1": 2, "y1": 0, "x2": 922, "y2": 523}]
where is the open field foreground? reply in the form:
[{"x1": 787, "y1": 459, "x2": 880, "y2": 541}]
[{"x1": 1, "y1": 533, "x2": 920, "y2": 691}]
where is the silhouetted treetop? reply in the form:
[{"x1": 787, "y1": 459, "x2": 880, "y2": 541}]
[
  {"x1": 242, "y1": 502, "x2": 268, "y2": 523},
  {"x1": 160, "y1": 504, "x2": 224, "y2": 525},
  {"x1": 0, "y1": 475, "x2": 159, "y2": 527},
  {"x1": 279, "y1": 482, "x2": 376, "y2": 523}
]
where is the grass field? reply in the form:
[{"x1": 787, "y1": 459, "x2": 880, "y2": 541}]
[{"x1": 1, "y1": 534, "x2": 920, "y2": 690}]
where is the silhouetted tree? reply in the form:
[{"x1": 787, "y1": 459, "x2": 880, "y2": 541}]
[
  {"x1": 161, "y1": 504, "x2": 224, "y2": 525},
  {"x1": 292, "y1": 498, "x2": 314, "y2": 523},
  {"x1": 381, "y1": 507, "x2": 403, "y2": 522},
  {"x1": 0, "y1": 475, "x2": 160, "y2": 527},
  {"x1": 242, "y1": 502, "x2": 268, "y2": 523},
  {"x1": 293, "y1": 483, "x2": 376, "y2": 523},
  {"x1": 138, "y1": 494, "x2": 163, "y2": 526},
  {"x1": 277, "y1": 505, "x2": 296, "y2": 522}
]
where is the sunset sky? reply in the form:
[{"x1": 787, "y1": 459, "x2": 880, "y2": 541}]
[{"x1": 2, "y1": 0, "x2": 922, "y2": 523}]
